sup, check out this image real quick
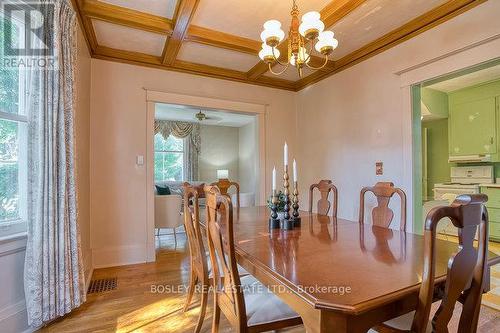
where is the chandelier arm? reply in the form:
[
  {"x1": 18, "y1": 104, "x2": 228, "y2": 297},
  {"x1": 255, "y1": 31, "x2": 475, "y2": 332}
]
[
  {"x1": 268, "y1": 62, "x2": 290, "y2": 76},
  {"x1": 305, "y1": 53, "x2": 329, "y2": 70},
  {"x1": 271, "y1": 46, "x2": 290, "y2": 67}
]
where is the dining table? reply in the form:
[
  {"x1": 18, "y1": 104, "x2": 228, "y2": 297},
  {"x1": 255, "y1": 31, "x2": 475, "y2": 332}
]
[{"x1": 205, "y1": 206, "x2": 500, "y2": 333}]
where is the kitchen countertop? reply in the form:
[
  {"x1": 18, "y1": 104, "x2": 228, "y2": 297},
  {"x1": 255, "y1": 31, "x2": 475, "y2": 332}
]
[{"x1": 480, "y1": 184, "x2": 500, "y2": 188}]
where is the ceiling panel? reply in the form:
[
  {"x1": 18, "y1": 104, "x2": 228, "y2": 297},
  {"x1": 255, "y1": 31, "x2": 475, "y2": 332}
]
[
  {"x1": 93, "y1": 20, "x2": 167, "y2": 56},
  {"x1": 177, "y1": 42, "x2": 258, "y2": 72},
  {"x1": 426, "y1": 65, "x2": 500, "y2": 93},
  {"x1": 327, "y1": 0, "x2": 448, "y2": 60},
  {"x1": 191, "y1": 0, "x2": 332, "y2": 41},
  {"x1": 100, "y1": 0, "x2": 178, "y2": 19},
  {"x1": 155, "y1": 103, "x2": 255, "y2": 127}
]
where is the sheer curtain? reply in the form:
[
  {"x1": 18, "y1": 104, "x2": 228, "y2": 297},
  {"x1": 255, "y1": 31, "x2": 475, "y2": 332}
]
[
  {"x1": 154, "y1": 120, "x2": 201, "y2": 180},
  {"x1": 24, "y1": 0, "x2": 86, "y2": 328}
]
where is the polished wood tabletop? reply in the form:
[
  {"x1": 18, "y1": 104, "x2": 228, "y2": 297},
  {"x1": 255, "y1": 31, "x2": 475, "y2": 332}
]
[{"x1": 208, "y1": 206, "x2": 499, "y2": 333}]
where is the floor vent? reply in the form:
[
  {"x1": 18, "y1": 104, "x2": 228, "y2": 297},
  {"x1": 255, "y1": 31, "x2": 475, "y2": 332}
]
[{"x1": 87, "y1": 277, "x2": 117, "y2": 294}]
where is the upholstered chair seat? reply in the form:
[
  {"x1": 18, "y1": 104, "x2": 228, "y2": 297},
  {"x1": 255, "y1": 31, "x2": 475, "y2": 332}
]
[
  {"x1": 368, "y1": 311, "x2": 431, "y2": 333},
  {"x1": 242, "y1": 275, "x2": 299, "y2": 327}
]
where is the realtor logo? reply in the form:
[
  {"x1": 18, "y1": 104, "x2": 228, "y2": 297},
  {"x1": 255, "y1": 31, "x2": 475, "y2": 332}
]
[{"x1": 2, "y1": 1, "x2": 55, "y2": 57}]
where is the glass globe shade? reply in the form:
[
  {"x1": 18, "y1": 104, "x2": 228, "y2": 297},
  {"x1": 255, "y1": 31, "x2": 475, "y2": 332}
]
[
  {"x1": 259, "y1": 43, "x2": 279, "y2": 63},
  {"x1": 315, "y1": 33, "x2": 338, "y2": 55},
  {"x1": 260, "y1": 21, "x2": 285, "y2": 46},
  {"x1": 299, "y1": 12, "x2": 324, "y2": 39}
]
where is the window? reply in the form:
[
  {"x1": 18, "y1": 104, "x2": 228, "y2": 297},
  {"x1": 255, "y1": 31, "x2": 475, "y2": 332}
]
[
  {"x1": 0, "y1": 12, "x2": 28, "y2": 237},
  {"x1": 154, "y1": 134, "x2": 184, "y2": 182}
]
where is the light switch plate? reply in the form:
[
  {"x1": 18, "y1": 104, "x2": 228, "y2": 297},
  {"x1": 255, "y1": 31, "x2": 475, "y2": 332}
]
[
  {"x1": 376, "y1": 161, "x2": 383, "y2": 175},
  {"x1": 136, "y1": 155, "x2": 144, "y2": 166}
]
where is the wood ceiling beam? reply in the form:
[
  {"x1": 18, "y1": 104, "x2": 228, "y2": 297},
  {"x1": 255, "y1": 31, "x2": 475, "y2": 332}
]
[
  {"x1": 185, "y1": 26, "x2": 261, "y2": 55},
  {"x1": 92, "y1": 45, "x2": 296, "y2": 91},
  {"x1": 161, "y1": 0, "x2": 200, "y2": 65},
  {"x1": 71, "y1": 0, "x2": 98, "y2": 53},
  {"x1": 82, "y1": 0, "x2": 173, "y2": 35},
  {"x1": 295, "y1": 0, "x2": 487, "y2": 90},
  {"x1": 246, "y1": 0, "x2": 366, "y2": 80}
]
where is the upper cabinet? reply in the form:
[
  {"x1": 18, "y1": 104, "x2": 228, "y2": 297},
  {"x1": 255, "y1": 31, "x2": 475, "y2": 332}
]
[
  {"x1": 449, "y1": 97, "x2": 497, "y2": 156},
  {"x1": 448, "y1": 80, "x2": 500, "y2": 161}
]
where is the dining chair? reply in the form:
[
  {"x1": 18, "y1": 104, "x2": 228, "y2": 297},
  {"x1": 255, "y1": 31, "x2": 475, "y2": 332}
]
[
  {"x1": 182, "y1": 186, "x2": 209, "y2": 333},
  {"x1": 359, "y1": 182, "x2": 407, "y2": 231},
  {"x1": 309, "y1": 179, "x2": 338, "y2": 216},
  {"x1": 368, "y1": 194, "x2": 489, "y2": 333},
  {"x1": 211, "y1": 178, "x2": 240, "y2": 207},
  {"x1": 205, "y1": 185, "x2": 303, "y2": 333}
]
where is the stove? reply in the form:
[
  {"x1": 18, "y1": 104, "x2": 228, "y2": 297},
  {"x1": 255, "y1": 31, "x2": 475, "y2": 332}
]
[
  {"x1": 433, "y1": 165, "x2": 493, "y2": 200},
  {"x1": 431, "y1": 165, "x2": 493, "y2": 238}
]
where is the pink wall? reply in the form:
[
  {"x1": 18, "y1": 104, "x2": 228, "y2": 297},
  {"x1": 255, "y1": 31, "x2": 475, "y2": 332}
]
[
  {"x1": 90, "y1": 61, "x2": 297, "y2": 267},
  {"x1": 296, "y1": 0, "x2": 500, "y2": 229}
]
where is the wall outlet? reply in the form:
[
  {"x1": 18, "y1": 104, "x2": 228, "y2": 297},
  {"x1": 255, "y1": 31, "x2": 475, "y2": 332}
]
[
  {"x1": 376, "y1": 161, "x2": 383, "y2": 175},
  {"x1": 136, "y1": 155, "x2": 144, "y2": 166}
]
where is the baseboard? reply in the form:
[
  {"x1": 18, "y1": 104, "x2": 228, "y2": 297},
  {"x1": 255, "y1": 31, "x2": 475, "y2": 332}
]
[
  {"x1": 92, "y1": 244, "x2": 148, "y2": 269},
  {"x1": 0, "y1": 300, "x2": 31, "y2": 333}
]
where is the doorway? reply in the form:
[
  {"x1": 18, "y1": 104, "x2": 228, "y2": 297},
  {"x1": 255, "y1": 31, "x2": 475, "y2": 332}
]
[
  {"x1": 411, "y1": 60, "x2": 500, "y2": 236},
  {"x1": 144, "y1": 90, "x2": 267, "y2": 262}
]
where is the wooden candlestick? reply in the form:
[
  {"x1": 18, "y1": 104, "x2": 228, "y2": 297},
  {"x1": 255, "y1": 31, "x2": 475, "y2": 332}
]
[
  {"x1": 282, "y1": 165, "x2": 293, "y2": 230},
  {"x1": 292, "y1": 181, "x2": 301, "y2": 227},
  {"x1": 268, "y1": 190, "x2": 280, "y2": 229}
]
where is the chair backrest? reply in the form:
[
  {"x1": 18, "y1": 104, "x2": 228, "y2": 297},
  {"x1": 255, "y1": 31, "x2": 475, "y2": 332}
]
[
  {"x1": 358, "y1": 182, "x2": 407, "y2": 231},
  {"x1": 211, "y1": 179, "x2": 240, "y2": 207},
  {"x1": 205, "y1": 185, "x2": 246, "y2": 330},
  {"x1": 154, "y1": 195, "x2": 183, "y2": 228},
  {"x1": 182, "y1": 185, "x2": 208, "y2": 281},
  {"x1": 309, "y1": 179, "x2": 338, "y2": 216},
  {"x1": 411, "y1": 194, "x2": 488, "y2": 333}
]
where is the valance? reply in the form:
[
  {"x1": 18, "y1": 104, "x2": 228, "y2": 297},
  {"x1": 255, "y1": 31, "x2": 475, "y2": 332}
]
[{"x1": 154, "y1": 120, "x2": 201, "y2": 153}]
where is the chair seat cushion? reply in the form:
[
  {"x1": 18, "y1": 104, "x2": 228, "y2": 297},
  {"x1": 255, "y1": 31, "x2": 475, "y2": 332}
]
[
  {"x1": 368, "y1": 311, "x2": 431, "y2": 333},
  {"x1": 241, "y1": 275, "x2": 299, "y2": 327}
]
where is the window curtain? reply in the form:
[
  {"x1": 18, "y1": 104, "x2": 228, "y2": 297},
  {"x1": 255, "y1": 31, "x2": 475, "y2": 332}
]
[
  {"x1": 154, "y1": 120, "x2": 200, "y2": 180},
  {"x1": 24, "y1": 0, "x2": 86, "y2": 328}
]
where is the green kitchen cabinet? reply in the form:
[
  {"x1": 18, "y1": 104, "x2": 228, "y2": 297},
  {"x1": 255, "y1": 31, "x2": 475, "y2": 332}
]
[
  {"x1": 480, "y1": 186, "x2": 500, "y2": 241},
  {"x1": 449, "y1": 97, "x2": 497, "y2": 156}
]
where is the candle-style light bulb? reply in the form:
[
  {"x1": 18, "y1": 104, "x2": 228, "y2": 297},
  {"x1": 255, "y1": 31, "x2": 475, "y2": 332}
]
[
  {"x1": 293, "y1": 159, "x2": 297, "y2": 182},
  {"x1": 284, "y1": 142, "x2": 288, "y2": 166},
  {"x1": 272, "y1": 166, "x2": 276, "y2": 190}
]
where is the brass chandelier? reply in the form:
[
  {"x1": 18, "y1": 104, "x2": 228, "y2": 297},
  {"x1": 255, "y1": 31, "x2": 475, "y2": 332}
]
[{"x1": 258, "y1": 0, "x2": 339, "y2": 78}]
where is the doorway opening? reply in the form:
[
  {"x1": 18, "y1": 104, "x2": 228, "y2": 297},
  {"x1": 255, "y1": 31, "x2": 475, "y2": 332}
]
[
  {"x1": 144, "y1": 91, "x2": 267, "y2": 262},
  {"x1": 412, "y1": 59, "x2": 500, "y2": 241}
]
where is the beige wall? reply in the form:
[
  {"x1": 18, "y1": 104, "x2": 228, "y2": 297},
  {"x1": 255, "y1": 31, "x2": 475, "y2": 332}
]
[
  {"x1": 75, "y1": 27, "x2": 92, "y2": 282},
  {"x1": 296, "y1": 0, "x2": 500, "y2": 230},
  {"x1": 199, "y1": 125, "x2": 239, "y2": 183},
  {"x1": 90, "y1": 60, "x2": 296, "y2": 267},
  {"x1": 238, "y1": 121, "x2": 257, "y2": 195}
]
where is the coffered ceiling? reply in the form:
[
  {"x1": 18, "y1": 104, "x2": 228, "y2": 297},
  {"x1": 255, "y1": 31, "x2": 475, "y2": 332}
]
[{"x1": 71, "y1": 0, "x2": 486, "y2": 91}]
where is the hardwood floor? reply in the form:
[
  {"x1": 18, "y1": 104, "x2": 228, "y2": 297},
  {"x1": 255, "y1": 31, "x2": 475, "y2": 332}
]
[{"x1": 40, "y1": 231, "x2": 499, "y2": 333}]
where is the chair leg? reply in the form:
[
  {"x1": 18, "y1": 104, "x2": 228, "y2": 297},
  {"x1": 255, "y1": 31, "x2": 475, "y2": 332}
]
[
  {"x1": 173, "y1": 227, "x2": 177, "y2": 248},
  {"x1": 194, "y1": 276, "x2": 209, "y2": 333},
  {"x1": 211, "y1": 291, "x2": 220, "y2": 333},
  {"x1": 184, "y1": 270, "x2": 198, "y2": 312}
]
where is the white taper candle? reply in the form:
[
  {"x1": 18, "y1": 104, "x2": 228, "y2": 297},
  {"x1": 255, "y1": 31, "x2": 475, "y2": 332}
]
[
  {"x1": 272, "y1": 166, "x2": 276, "y2": 190},
  {"x1": 284, "y1": 142, "x2": 288, "y2": 166},
  {"x1": 293, "y1": 159, "x2": 297, "y2": 182}
]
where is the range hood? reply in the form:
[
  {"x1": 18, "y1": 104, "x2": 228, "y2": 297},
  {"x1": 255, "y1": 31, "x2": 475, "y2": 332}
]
[{"x1": 448, "y1": 154, "x2": 492, "y2": 163}]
